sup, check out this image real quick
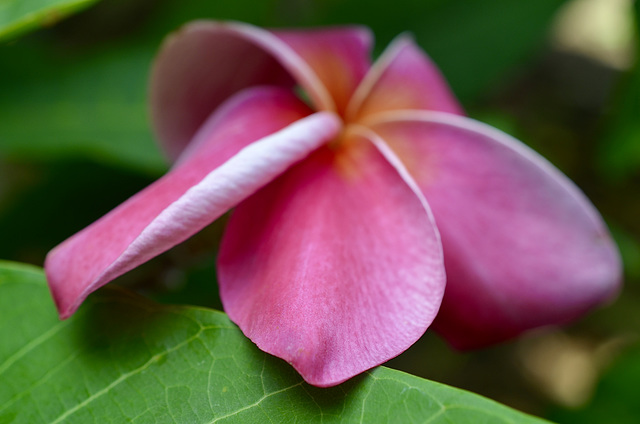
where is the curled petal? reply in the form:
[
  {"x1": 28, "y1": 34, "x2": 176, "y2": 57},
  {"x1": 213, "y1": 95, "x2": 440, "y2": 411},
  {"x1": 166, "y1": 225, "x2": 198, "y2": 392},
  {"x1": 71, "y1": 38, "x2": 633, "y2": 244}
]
[
  {"x1": 151, "y1": 20, "x2": 371, "y2": 160},
  {"x1": 370, "y1": 111, "x2": 622, "y2": 349},
  {"x1": 46, "y1": 87, "x2": 341, "y2": 319},
  {"x1": 347, "y1": 35, "x2": 463, "y2": 123},
  {"x1": 218, "y1": 130, "x2": 445, "y2": 387}
]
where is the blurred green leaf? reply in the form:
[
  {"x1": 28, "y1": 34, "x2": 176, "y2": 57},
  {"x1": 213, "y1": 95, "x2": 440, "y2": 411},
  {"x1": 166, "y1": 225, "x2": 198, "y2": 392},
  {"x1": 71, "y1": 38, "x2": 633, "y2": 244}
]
[
  {"x1": 0, "y1": 40, "x2": 166, "y2": 175},
  {"x1": 0, "y1": 0, "x2": 100, "y2": 42},
  {"x1": 0, "y1": 261, "x2": 551, "y2": 423},
  {"x1": 0, "y1": 0, "x2": 286, "y2": 173},
  {"x1": 598, "y1": 36, "x2": 640, "y2": 181},
  {"x1": 611, "y1": 224, "x2": 640, "y2": 280},
  {"x1": 0, "y1": 0, "x2": 569, "y2": 171}
]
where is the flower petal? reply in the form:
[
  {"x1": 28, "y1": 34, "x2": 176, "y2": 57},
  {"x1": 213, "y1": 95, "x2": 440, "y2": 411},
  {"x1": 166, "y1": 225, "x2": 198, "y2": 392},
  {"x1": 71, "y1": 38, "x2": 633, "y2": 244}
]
[
  {"x1": 217, "y1": 129, "x2": 445, "y2": 387},
  {"x1": 370, "y1": 111, "x2": 622, "y2": 349},
  {"x1": 151, "y1": 20, "x2": 370, "y2": 160},
  {"x1": 273, "y1": 26, "x2": 372, "y2": 116},
  {"x1": 347, "y1": 36, "x2": 463, "y2": 123},
  {"x1": 46, "y1": 87, "x2": 341, "y2": 319}
]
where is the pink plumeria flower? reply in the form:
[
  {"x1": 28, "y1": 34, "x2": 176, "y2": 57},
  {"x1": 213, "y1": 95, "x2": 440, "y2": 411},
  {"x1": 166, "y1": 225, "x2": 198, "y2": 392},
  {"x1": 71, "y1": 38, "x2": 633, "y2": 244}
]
[{"x1": 45, "y1": 21, "x2": 622, "y2": 387}]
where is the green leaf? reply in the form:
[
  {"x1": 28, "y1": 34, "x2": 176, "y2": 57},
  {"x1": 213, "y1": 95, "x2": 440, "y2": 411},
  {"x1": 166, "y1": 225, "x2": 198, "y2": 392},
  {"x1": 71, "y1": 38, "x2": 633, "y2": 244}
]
[
  {"x1": 0, "y1": 1, "x2": 567, "y2": 171},
  {"x1": 0, "y1": 261, "x2": 551, "y2": 423},
  {"x1": 0, "y1": 0, "x2": 282, "y2": 174},
  {"x1": 0, "y1": 0, "x2": 100, "y2": 42},
  {"x1": 0, "y1": 40, "x2": 167, "y2": 175},
  {"x1": 597, "y1": 4, "x2": 640, "y2": 181}
]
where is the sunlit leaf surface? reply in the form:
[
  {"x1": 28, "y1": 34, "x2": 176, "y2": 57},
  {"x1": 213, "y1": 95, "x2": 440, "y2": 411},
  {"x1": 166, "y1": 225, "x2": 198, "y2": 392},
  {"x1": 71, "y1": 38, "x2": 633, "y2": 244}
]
[{"x1": 0, "y1": 261, "x2": 551, "y2": 423}]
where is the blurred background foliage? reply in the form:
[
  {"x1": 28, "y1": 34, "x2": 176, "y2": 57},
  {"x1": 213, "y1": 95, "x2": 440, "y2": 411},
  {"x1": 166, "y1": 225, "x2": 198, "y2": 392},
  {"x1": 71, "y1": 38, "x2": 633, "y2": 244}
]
[{"x1": 0, "y1": 0, "x2": 638, "y2": 422}]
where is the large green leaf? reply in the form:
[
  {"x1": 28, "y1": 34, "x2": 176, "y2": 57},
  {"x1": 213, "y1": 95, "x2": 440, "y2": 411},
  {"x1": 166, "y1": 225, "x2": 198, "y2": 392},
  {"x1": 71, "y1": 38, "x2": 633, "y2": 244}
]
[
  {"x1": 0, "y1": 0, "x2": 99, "y2": 42},
  {"x1": 0, "y1": 40, "x2": 167, "y2": 175},
  {"x1": 0, "y1": 261, "x2": 550, "y2": 423},
  {"x1": 0, "y1": 0, "x2": 283, "y2": 175}
]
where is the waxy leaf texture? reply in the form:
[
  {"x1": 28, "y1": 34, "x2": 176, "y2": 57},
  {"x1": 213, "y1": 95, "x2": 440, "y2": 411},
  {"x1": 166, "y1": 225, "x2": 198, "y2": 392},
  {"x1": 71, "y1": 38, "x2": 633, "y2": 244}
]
[{"x1": 0, "y1": 261, "x2": 552, "y2": 423}]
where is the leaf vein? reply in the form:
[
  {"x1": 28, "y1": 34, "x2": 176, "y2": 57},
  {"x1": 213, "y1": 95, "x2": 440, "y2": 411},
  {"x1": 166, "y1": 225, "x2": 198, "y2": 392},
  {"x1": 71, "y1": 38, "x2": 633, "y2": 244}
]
[
  {"x1": 358, "y1": 371, "x2": 377, "y2": 424},
  {"x1": 207, "y1": 381, "x2": 305, "y2": 424},
  {"x1": 48, "y1": 326, "x2": 214, "y2": 424},
  {"x1": 0, "y1": 349, "x2": 80, "y2": 413},
  {"x1": 0, "y1": 318, "x2": 71, "y2": 377}
]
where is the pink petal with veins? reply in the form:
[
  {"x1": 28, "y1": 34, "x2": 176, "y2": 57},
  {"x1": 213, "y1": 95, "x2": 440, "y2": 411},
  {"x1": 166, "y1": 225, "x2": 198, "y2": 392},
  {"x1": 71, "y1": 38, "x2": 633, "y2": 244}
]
[
  {"x1": 46, "y1": 87, "x2": 340, "y2": 319},
  {"x1": 370, "y1": 111, "x2": 621, "y2": 349},
  {"x1": 218, "y1": 131, "x2": 445, "y2": 387},
  {"x1": 151, "y1": 21, "x2": 370, "y2": 160},
  {"x1": 348, "y1": 36, "x2": 463, "y2": 123}
]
